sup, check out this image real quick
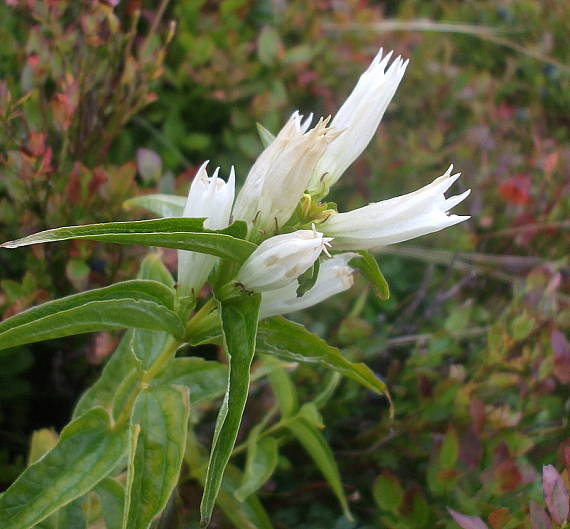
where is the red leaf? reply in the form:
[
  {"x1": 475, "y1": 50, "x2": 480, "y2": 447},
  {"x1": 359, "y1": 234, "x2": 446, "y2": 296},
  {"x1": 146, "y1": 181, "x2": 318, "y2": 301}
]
[
  {"x1": 530, "y1": 500, "x2": 552, "y2": 529},
  {"x1": 494, "y1": 459, "x2": 522, "y2": 492},
  {"x1": 498, "y1": 175, "x2": 532, "y2": 206},
  {"x1": 543, "y1": 465, "x2": 569, "y2": 524},
  {"x1": 488, "y1": 508, "x2": 511, "y2": 529},
  {"x1": 448, "y1": 508, "x2": 489, "y2": 529}
]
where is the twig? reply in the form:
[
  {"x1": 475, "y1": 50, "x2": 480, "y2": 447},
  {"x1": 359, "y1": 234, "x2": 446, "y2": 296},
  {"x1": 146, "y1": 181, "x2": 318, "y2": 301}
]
[{"x1": 325, "y1": 19, "x2": 570, "y2": 74}]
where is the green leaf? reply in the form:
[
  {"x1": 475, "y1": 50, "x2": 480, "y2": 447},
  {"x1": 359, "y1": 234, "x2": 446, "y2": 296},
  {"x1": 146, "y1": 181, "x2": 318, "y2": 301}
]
[
  {"x1": 200, "y1": 292, "x2": 261, "y2": 527},
  {"x1": 296, "y1": 258, "x2": 320, "y2": 297},
  {"x1": 211, "y1": 464, "x2": 274, "y2": 529},
  {"x1": 186, "y1": 432, "x2": 274, "y2": 529},
  {"x1": 152, "y1": 358, "x2": 228, "y2": 404},
  {"x1": 267, "y1": 363, "x2": 298, "y2": 418},
  {"x1": 0, "y1": 408, "x2": 127, "y2": 529},
  {"x1": 298, "y1": 402, "x2": 324, "y2": 429},
  {"x1": 27, "y1": 428, "x2": 59, "y2": 465},
  {"x1": 257, "y1": 317, "x2": 390, "y2": 399},
  {"x1": 73, "y1": 255, "x2": 174, "y2": 418},
  {"x1": 131, "y1": 255, "x2": 174, "y2": 369},
  {"x1": 372, "y1": 472, "x2": 404, "y2": 514},
  {"x1": 235, "y1": 426, "x2": 278, "y2": 501},
  {"x1": 313, "y1": 372, "x2": 342, "y2": 409},
  {"x1": 138, "y1": 253, "x2": 175, "y2": 287},
  {"x1": 350, "y1": 251, "x2": 390, "y2": 300},
  {"x1": 257, "y1": 26, "x2": 281, "y2": 66},
  {"x1": 286, "y1": 417, "x2": 352, "y2": 520},
  {"x1": 256, "y1": 123, "x2": 275, "y2": 148},
  {"x1": 2, "y1": 218, "x2": 255, "y2": 263},
  {"x1": 52, "y1": 499, "x2": 86, "y2": 529},
  {"x1": 124, "y1": 194, "x2": 186, "y2": 218},
  {"x1": 95, "y1": 478, "x2": 125, "y2": 529},
  {"x1": 123, "y1": 385, "x2": 190, "y2": 529},
  {"x1": 73, "y1": 331, "x2": 138, "y2": 418},
  {"x1": 439, "y1": 426, "x2": 459, "y2": 469},
  {"x1": 0, "y1": 280, "x2": 184, "y2": 353}
]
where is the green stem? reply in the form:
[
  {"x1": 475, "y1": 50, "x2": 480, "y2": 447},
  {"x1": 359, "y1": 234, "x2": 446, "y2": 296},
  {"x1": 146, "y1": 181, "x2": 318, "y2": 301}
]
[
  {"x1": 232, "y1": 414, "x2": 287, "y2": 457},
  {"x1": 142, "y1": 337, "x2": 181, "y2": 382},
  {"x1": 112, "y1": 337, "x2": 181, "y2": 431}
]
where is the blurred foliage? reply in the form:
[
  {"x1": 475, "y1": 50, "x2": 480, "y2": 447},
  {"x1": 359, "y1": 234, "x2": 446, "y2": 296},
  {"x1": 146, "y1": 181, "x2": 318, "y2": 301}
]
[{"x1": 1, "y1": 0, "x2": 569, "y2": 528}]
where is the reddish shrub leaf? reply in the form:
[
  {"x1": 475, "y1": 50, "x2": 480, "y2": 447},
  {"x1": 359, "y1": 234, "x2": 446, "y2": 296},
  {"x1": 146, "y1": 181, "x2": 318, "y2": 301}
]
[
  {"x1": 495, "y1": 459, "x2": 522, "y2": 492},
  {"x1": 543, "y1": 464, "x2": 569, "y2": 524},
  {"x1": 488, "y1": 508, "x2": 511, "y2": 529},
  {"x1": 498, "y1": 175, "x2": 532, "y2": 206},
  {"x1": 530, "y1": 500, "x2": 552, "y2": 529},
  {"x1": 551, "y1": 329, "x2": 570, "y2": 384},
  {"x1": 448, "y1": 508, "x2": 489, "y2": 529}
]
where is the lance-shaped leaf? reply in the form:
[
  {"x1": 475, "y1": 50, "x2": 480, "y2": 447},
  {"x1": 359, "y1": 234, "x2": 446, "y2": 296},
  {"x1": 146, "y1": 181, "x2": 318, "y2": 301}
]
[
  {"x1": 200, "y1": 291, "x2": 261, "y2": 527},
  {"x1": 152, "y1": 358, "x2": 228, "y2": 404},
  {"x1": 235, "y1": 425, "x2": 278, "y2": 501},
  {"x1": 2, "y1": 218, "x2": 254, "y2": 263},
  {"x1": 267, "y1": 363, "x2": 299, "y2": 418},
  {"x1": 124, "y1": 194, "x2": 186, "y2": 218},
  {"x1": 0, "y1": 280, "x2": 184, "y2": 353},
  {"x1": 73, "y1": 255, "x2": 173, "y2": 418},
  {"x1": 73, "y1": 330, "x2": 138, "y2": 419},
  {"x1": 217, "y1": 464, "x2": 274, "y2": 529},
  {"x1": 95, "y1": 478, "x2": 125, "y2": 529},
  {"x1": 286, "y1": 415, "x2": 352, "y2": 520},
  {"x1": 257, "y1": 317, "x2": 389, "y2": 398},
  {"x1": 0, "y1": 407, "x2": 127, "y2": 529},
  {"x1": 122, "y1": 385, "x2": 190, "y2": 529},
  {"x1": 131, "y1": 254, "x2": 174, "y2": 369},
  {"x1": 350, "y1": 251, "x2": 389, "y2": 300}
]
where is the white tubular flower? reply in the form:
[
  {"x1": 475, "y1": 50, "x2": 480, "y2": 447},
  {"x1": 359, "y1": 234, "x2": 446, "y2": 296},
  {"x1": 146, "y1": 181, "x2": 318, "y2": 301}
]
[
  {"x1": 235, "y1": 229, "x2": 332, "y2": 292},
  {"x1": 178, "y1": 161, "x2": 235, "y2": 296},
  {"x1": 259, "y1": 253, "x2": 356, "y2": 319},
  {"x1": 233, "y1": 112, "x2": 341, "y2": 232},
  {"x1": 308, "y1": 49, "x2": 409, "y2": 196},
  {"x1": 320, "y1": 165, "x2": 470, "y2": 250}
]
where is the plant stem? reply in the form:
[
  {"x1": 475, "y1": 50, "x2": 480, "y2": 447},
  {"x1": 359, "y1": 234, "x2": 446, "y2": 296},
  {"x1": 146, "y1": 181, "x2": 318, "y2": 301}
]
[{"x1": 142, "y1": 337, "x2": 181, "y2": 382}]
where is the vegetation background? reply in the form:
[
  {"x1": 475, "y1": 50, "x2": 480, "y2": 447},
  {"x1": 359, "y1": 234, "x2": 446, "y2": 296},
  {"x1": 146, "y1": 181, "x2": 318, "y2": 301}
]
[{"x1": 0, "y1": 1, "x2": 568, "y2": 528}]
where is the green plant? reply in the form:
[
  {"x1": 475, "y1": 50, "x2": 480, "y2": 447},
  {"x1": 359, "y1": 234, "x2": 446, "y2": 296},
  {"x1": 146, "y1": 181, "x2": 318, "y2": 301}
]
[{"x1": 0, "y1": 45, "x2": 470, "y2": 528}]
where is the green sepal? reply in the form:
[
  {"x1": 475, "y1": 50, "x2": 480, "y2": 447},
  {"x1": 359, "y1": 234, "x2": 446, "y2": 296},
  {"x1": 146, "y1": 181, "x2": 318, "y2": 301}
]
[
  {"x1": 350, "y1": 250, "x2": 390, "y2": 300},
  {"x1": 296, "y1": 258, "x2": 320, "y2": 297}
]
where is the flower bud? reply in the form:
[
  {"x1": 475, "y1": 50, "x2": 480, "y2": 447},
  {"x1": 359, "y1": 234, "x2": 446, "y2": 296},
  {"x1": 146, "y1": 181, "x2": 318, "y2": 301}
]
[
  {"x1": 308, "y1": 49, "x2": 408, "y2": 197},
  {"x1": 235, "y1": 229, "x2": 332, "y2": 292},
  {"x1": 233, "y1": 112, "x2": 341, "y2": 233},
  {"x1": 320, "y1": 165, "x2": 470, "y2": 250},
  {"x1": 259, "y1": 253, "x2": 356, "y2": 319},
  {"x1": 178, "y1": 161, "x2": 235, "y2": 296}
]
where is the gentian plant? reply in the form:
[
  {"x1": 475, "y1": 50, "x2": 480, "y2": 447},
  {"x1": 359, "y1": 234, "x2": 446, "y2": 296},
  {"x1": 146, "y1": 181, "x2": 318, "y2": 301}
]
[{"x1": 0, "y1": 48, "x2": 469, "y2": 529}]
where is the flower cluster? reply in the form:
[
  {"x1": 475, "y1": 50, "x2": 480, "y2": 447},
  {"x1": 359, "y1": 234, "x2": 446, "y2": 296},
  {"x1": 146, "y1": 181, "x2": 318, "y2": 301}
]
[{"x1": 177, "y1": 48, "x2": 470, "y2": 315}]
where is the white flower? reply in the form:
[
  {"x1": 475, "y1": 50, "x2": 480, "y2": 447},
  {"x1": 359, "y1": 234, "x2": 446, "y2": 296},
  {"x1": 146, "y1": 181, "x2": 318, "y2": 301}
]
[
  {"x1": 235, "y1": 229, "x2": 332, "y2": 292},
  {"x1": 320, "y1": 165, "x2": 470, "y2": 250},
  {"x1": 233, "y1": 112, "x2": 341, "y2": 232},
  {"x1": 259, "y1": 253, "x2": 356, "y2": 319},
  {"x1": 178, "y1": 161, "x2": 235, "y2": 296},
  {"x1": 308, "y1": 49, "x2": 408, "y2": 196}
]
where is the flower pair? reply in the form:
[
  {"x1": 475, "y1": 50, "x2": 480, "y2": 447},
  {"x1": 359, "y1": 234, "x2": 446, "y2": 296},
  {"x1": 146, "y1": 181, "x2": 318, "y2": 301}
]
[{"x1": 176, "y1": 48, "x2": 470, "y2": 317}]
